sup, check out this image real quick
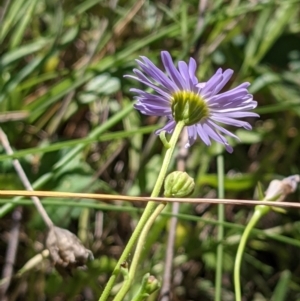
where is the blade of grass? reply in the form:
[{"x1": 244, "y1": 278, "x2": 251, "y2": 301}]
[
  {"x1": 9, "y1": 0, "x2": 38, "y2": 49},
  {"x1": 0, "y1": 104, "x2": 134, "y2": 215},
  {"x1": 271, "y1": 270, "x2": 291, "y2": 301},
  {"x1": 0, "y1": 125, "x2": 158, "y2": 161},
  {"x1": 0, "y1": 0, "x2": 29, "y2": 43}
]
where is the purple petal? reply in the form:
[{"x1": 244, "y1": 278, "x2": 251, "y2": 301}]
[
  {"x1": 200, "y1": 69, "x2": 223, "y2": 97},
  {"x1": 202, "y1": 123, "x2": 233, "y2": 153},
  {"x1": 210, "y1": 101, "x2": 258, "y2": 113},
  {"x1": 126, "y1": 72, "x2": 171, "y2": 99},
  {"x1": 206, "y1": 119, "x2": 240, "y2": 141},
  {"x1": 155, "y1": 119, "x2": 176, "y2": 134},
  {"x1": 213, "y1": 69, "x2": 234, "y2": 94},
  {"x1": 134, "y1": 103, "x2": 170, "y2": 116},
  {"x1": 161, "y1": 51, "x2": 187, "y2": 90},
  {"x1": 196, "y1": 123, "x2": 211, "y2": 146},
  {"x1": 186, "y1": 125, "x2": 198, "y2": 147},
  {"x1": 212, "y1": 116, "x2": 252, "y2": 130},
  {"x1": 178, "y1": 61, "x2": 192, "y2": 90},
  {"x1": 136, "y1": 57, "x2": 178, "y2": 92},
  {"x1": 130, "y1": 88, "x2": 171, "y2": 106},
  {"x1": 188, "y1": 57, "x2": 198, "y2": 86},
  {"x1": 215, "y1": 111, "x2": 259, "y2": 118},
  {"x1": 207, "y1": 88, "x2": 250, "y2": 106}
]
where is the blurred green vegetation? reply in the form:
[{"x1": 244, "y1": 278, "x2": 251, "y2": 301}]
[{"x1": 1, "y1": 0, "x2": 300, "y2": 300}]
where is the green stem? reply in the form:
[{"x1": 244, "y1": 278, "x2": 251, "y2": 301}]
[
  {"x1": 131, "y1": 273, "x2": 150, "y2": 301},
  {"x1": 99, "y1": 121, "x2": 184, "y2": 301},
  {"x1": 234, "y1": 205, "x2": 270, "y2": 301},
  {"x1": 132, "y1": 292, "x2": 147, "y2": 301},
  {"x1": 114, "y1": 203, "x2": 165, "y2": 301},
  {"x1": 215, "y1": 154, "x2": 224, "y2": 301}
]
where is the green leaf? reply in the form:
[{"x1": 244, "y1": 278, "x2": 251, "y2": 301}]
[{"x1": 271, "y1": 270, "x2": 291, "y2": 301}]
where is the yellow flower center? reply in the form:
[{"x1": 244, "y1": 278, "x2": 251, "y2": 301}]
[{"x1": 171, "y1": 91, "x2": 209, "y2": 126}]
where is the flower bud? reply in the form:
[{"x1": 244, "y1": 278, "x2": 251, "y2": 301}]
[
  {"x1": 164, "y1": 171, "x2": 195, "y2": 198},
  {"x1": 134, "y1": 273, "x2": 161, "y2": 299},
  {"x1": 46, "y1": 226, "x2": 93, "y2": 275},
  {"x1": 144, "y1": 274, "x2": 161, "y2": 295},
  {"x1": 265, "y1": 175, "x2": 300, "y2": 202}
]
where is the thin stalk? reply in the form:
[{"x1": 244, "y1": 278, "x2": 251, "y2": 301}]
[
  {"x1": 0, "y1": 199, "x2": 299, "y2": 249},
  {"x1": 1, "y1": 190, "x2": 300, "y2": 209},
  {"x1": 0, "y1": 128, "x2": 54, "y2": 229},
  {"x1": 114, "y1": 203, "x2": 166, "y2": 301},
  {"x1": 234, "y1": 206, "x2": 269, "y2": 301},
  {"x1": 215, "y1": 154, "x2": 225, "y2": 301},
  {"x1": 159, "y1": 130, "x2": 188, "y2": 301},
  {"x1": 99, "y1": 121, "x2": 185, "y2": 301}
]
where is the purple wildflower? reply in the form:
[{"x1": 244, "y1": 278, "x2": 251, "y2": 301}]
[{"x1": 125, "y1": 51, "x2": 258, "y2": 153}]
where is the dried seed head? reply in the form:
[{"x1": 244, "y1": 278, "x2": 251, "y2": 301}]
[{"x1": 46, "y1": 226, "x2": 93, "y2": 275}]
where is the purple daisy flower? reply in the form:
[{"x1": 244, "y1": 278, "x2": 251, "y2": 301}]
[{"x1": 125, "y1": 51, "x2": 259, "y2": 153}]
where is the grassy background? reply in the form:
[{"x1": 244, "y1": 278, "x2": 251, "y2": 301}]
[{"x1": 1, "y1": 0, "x2": 300, "y2": 300}]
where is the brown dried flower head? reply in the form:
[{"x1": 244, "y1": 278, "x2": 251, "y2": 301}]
[{"x1": 46, "y1": 226, "x2": 93, "y2": 275}]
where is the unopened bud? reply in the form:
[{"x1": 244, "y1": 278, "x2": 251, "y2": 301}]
[
  {"x1": 46, "y1": 226, "x2": 93, "y2": 275},
  {"x1": 265, "y1": 175, "x2": 300, "y2": 202},
  {"x1": 134, "y1": 273, "x2": 161, "y2": 299},
  {"x1": 145, "y1": 274, "x2": 161, "y2": 294},
  {"x1": 164, "y1": 171, "x2": 195, "y2": 198}
]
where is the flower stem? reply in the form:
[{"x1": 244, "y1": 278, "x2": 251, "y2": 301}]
[
  {"x1": 215, "y1": 153, "x2": 224, "y2": 301},
  {"x1": 114, "y1": 203, "x2": 165, "y2": 301},
  {"x1": 234, "y1": 205, "x2": 270, "y2": 301},
  {"x1": 99, "y1": 121, "x2": 184, "y2": 301}
]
